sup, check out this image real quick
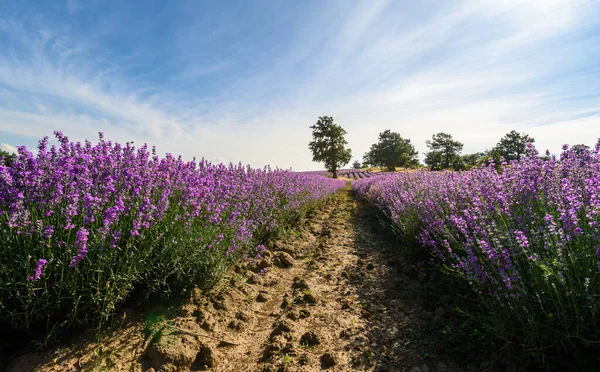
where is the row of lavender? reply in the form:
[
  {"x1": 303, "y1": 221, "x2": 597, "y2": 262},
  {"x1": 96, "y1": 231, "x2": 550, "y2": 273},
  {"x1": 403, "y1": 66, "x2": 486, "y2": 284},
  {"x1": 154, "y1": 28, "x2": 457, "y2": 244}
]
[
  {"x1": 353, "y1": 143, "x2": 600, "y2": 352},
  {"x1": 0, "y1": 132, "x2": 345, "y2": 329},
  {"x1": 303, "y1": 169, "x2": 377, "y2": 179},
  {"x1": 337, "y1": 170, "x2": 376, "y2": 179}
]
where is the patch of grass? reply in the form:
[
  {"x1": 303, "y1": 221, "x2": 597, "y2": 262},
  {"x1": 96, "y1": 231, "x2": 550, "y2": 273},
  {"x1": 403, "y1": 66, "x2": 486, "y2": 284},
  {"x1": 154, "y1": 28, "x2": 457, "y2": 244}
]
[
  {"x1": 94, "y1": 345, "x2": 120, "y2": 371},
  {"x1": 281, "y1": 353, "x2": 293, "y2": 364},
  {"x1": 144, "y1": 312, "x2": 167, "y2": 343}
]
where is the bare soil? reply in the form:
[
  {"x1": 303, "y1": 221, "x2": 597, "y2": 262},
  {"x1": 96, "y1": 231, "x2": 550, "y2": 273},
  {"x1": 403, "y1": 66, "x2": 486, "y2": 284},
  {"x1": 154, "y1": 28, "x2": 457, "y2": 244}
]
[{"x1": 4, "y1": 188, "x2": 488, "y2": 372}]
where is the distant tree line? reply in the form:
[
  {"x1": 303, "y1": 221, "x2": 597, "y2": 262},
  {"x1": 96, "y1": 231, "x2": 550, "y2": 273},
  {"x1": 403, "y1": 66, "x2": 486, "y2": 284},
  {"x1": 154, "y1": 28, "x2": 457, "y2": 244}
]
[
  {"x1": 359, "y1": 129, "x2": 539, "y2": 171},
  {"x1": 422, "y1": 130, "x2": 535, "y2": 171},
  {"x1": 308, "y1": 116, "x2": 542, "y2": 177}
]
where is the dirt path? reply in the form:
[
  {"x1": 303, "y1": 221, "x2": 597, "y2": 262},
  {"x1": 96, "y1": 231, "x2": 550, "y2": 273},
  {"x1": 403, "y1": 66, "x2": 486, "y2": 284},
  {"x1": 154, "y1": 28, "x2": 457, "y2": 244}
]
[{"x1": 7, "y1": 187, "x2": 472, "y2": 372}]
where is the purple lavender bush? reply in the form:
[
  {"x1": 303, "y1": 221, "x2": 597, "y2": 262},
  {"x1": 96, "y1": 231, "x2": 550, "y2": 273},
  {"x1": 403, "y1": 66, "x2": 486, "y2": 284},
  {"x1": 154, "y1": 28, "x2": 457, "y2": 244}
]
[
  {"x1": 354, "y1": 142, "x2": 600, "y2": 352},
  {"x1": 0, "y1": 132, "x2": 345, "y2": 329}
]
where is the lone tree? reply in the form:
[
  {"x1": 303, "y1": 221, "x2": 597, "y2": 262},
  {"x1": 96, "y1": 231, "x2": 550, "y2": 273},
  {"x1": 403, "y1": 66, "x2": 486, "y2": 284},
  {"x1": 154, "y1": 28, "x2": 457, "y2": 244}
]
[
  {"x1": 363, "y1": 130, "x2": 418, "y2": 171},
  {"x1": 352, "y1": 160, "x2": 361, "y2": 169},
  {"x1": 492, "y1": 130, "x2": 535, "y2": 162},
  {"x1": 308, "y1": 116, "x2": 352, "y2": 178},
  {"x1": 424, "y1": 133, "x2": 463, "y2": 170}
]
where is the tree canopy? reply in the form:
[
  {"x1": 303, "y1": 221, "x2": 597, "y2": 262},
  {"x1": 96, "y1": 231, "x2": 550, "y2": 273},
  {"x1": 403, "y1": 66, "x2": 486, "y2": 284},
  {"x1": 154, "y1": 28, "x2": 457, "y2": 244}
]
[
  {"x1": 0, "y1": 149, "x2": 16, "y2": 166},
  {"x1": 571, "y1": 144, "x2": 591, "y2": 156},
  {"x1": 452, "y1": 152, "x2": 486, "y2": 171},
  {"x1": 424, "y1": 133, "x2": 463, "y2": 170},
  {"x1": 352, "y1": 160, "x2": 361, "y2": 169},
  {"x1": 363, "y1": 130, "x2": 418, "y2": 171},
  {"x1": 308, "y1": 116, "x2": 352, "y2": 178},
  {"x1": 492, "y1": 130, "x2": 535, "y2": 162}
]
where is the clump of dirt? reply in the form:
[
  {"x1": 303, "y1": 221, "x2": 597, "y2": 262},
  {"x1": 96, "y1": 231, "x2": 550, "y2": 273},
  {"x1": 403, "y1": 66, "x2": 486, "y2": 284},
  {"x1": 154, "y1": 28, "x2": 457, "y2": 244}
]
[
  {"x1": 144, "y1": 319, "x2": 205, "y2": 370},
  {"x1": 299, "y1": 331, "x2": 320, "y2": 347}
]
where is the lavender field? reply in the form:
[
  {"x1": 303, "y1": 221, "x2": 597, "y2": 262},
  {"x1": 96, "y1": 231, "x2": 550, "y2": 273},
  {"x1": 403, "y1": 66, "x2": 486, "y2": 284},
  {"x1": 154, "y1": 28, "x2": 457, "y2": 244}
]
[
  {"x1": 354, "y1": 142, "x2": 600, "y2": 354},
  {"x1": 0, "y1": 132, "x2": 345, "y2": 329},
  {"x1": 4, "y1": 133, "x2": 600, "y2": 369}
]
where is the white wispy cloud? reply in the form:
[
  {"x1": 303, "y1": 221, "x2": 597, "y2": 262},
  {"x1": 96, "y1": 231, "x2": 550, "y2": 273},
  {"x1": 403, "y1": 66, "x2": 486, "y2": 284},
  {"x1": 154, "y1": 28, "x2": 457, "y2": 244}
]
[{"x1": 0, "y1": 143, "x2": 17, "y2": 154}]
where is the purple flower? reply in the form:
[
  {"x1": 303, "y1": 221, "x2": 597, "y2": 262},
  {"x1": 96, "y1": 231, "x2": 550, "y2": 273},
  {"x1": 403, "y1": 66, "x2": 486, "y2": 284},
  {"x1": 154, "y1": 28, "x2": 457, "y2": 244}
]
[
  {"x1": 70, "y1": 227, "x2": 90, "y2": 267},
  {"x1": 514, "y1": 230, "x2": 529, "y2": 248},
  {"x1": 28, "y1": 259, "x2": 48, "y2": 281}
]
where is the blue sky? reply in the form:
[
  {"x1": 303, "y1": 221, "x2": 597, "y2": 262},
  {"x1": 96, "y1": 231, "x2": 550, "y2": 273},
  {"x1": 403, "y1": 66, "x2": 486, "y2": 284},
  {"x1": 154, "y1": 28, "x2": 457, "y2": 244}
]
[{"x1": 0, "y1": 0, "x2": 599, "y2": 170}]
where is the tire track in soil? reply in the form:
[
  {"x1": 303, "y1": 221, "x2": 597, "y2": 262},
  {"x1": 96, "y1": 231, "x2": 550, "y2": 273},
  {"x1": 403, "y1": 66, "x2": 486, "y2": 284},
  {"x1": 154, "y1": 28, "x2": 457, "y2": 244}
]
[{"x1": 6, "y1": 187, "x2": 470, "y2": 372}]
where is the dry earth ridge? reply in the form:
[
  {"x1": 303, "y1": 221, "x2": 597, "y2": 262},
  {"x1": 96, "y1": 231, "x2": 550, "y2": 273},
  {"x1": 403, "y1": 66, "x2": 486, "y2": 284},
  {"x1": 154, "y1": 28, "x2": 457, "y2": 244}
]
[{"x1": 6, "y1": 187, "x2": 493, "y2": 372}]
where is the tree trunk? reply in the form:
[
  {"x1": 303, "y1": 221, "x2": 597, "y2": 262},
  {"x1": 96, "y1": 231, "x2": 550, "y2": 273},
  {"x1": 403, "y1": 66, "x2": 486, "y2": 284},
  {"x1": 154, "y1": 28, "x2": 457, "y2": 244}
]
[{"x1": 332, "y1": 169, "x2": 337, "y2": 178}]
